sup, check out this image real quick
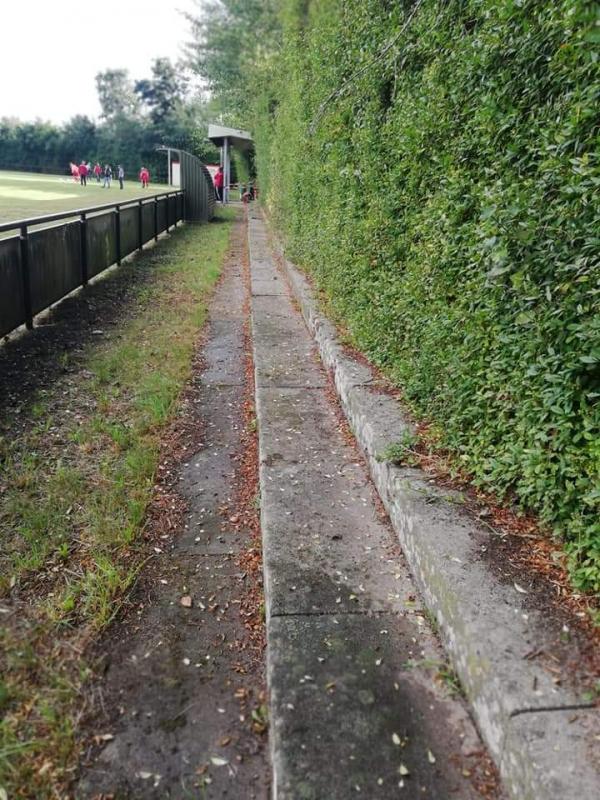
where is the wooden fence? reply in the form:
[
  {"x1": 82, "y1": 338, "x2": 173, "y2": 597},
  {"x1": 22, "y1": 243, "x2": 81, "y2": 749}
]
[{"x1": 0, "y1": 191, "x2": 184, "y2": 338}]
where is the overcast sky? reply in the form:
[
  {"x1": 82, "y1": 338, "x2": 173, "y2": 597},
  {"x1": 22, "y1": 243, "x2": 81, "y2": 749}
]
[{"x1": 0, "y1": 0, "x2": 200, "y2": 124}]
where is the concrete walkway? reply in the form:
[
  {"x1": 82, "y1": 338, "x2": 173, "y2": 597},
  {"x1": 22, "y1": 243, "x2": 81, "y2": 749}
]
[
  {"x1": 78, "y1": 213, "x2": 269, "y2": 799},
  {"x1": 248, "y1": 211, "x2": 502, "y2": 799}
]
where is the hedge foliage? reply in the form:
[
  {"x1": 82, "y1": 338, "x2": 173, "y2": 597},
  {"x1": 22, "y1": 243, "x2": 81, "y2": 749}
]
[{"x1": 212, "y1": 1, "x2": 600, "y2": 591}]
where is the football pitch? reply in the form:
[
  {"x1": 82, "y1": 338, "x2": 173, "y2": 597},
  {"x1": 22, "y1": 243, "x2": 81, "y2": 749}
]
[{"x1": 0, "y1": 170, "x2": 171, "y2": 226}]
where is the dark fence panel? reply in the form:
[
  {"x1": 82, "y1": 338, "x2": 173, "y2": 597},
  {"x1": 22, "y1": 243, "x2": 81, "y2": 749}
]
[
  {"x1": 88, "y1": 212, "x2": 117, "y2": 278},
  {"x1": 29, "y1": 222, "x2": 81, "y2": 315},
  {"x1": 142, "y1": 202, "x2": 154, "y2": 243},
  {"x1": 157, "y1": 197, "x2": 167, "y2": 233},
  {"x1": 168, "y1": 195, "x2": 177, "y2": 229},
  {"x1": 0, "y1": 236, "x2": 24, "y2": 336},
  {"x1": 120, "y1": 206, "x2": 139, "y2": 258},
  {"x1": 0, "y1": 191, "x2": 184, "y2": 339}
]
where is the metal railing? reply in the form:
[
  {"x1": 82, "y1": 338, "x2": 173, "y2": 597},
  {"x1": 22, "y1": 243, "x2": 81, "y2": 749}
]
[{"x1": 0, "y1": 190, "x2": 184, "y2": 338}]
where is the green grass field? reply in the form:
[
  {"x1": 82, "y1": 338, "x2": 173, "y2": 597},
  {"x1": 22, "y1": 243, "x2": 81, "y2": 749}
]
[{"x1": 0, "y1": 170, "x2": 172, "y2": 226}]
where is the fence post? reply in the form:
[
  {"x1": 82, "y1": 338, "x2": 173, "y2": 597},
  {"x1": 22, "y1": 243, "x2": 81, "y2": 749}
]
[
  {"x1": 80, "y1": 211, "x2": 88, "y2": 286},
  {"x1": 115, "y1": 205, "x2": 121, "y2": 265},
  {"x1": 138, "y1": 200, "x2": 143, "y2": 252},
  {"x1": 154, "y1": 196, "x2": 158, "y2": 242},
  {"x1": 19, "y1": 225, "x2": 33, "y2": 330},
  {"x1": 166, "y1": 195, "x2": 170, "y2": 233}
]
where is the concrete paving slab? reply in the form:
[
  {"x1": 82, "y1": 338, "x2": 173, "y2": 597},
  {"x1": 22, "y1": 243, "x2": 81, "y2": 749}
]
[
  {"x1": 251, "y1": 261, "x2": 276, "y2": 273},
  {"x1": 268, "y1": 614, "x2": 486, "y2": 800},
  {"x1": 254, "y1": 343, "x2": 326, "y2": 389},
  {"x1": 181, "y1": 386, "x2": 245, "y2": 447},
  {"x1": 198, "y1": 271, "x2": 245, "y2": 385},
  {"x1": 260, "y1": 457, "x2": 412, "y2": 614},
  {"x1": 252, "y1": 277, "x2": 286, "y2": 296},
  {"x1": 251, "y1": 312, "x2": 307, "y2": 341},
  {"x1": 255, "y1": 391, "x2": 410, "y2": 613},
  {"x1": 200, "y1": 341, "x2": 245, "y2": 386},
  {"x1": 251, "y1": 289, "x2": 326, "y2": 387},
  {"x1": 251, "y1": 293, "x2": 300, "y2": 319},
  {"x1": 178, "y1": 444, "x2": 247, "y2": 554},
  {"x1": 256, "y1": 387, "x2": 347, "y2": 462},
  {"x1": 501, "y1": 708, "x2": 600, "y2": 799}
]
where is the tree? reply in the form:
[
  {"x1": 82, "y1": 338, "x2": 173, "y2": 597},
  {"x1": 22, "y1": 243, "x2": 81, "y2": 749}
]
[
  {"x1": 185, "y1": 0, "x2": 281, "y2": 113},
  {"x1": 95, "y1": 69, "x2": 139, "y2": 120},
  {"x1": 134, "y1": 58, "x2": 189, "y2": 127},
  {"x1": 60, "y1": 115, "x2": 97, "y2": 163}
]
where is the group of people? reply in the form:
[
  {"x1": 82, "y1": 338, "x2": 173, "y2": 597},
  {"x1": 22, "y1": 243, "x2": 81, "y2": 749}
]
[{"x1": 68, "y1": 162, "x2": 151, "y2": 190}]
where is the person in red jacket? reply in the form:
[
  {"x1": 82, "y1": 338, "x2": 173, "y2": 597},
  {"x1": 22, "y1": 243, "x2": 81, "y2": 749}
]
[
  {"x1": 139, "y1": 166, "x2": 150, "y2": 188},
  {"x1": 93, "y1": 162, "x2": 102, "y2": 183},
  {"x1": 78, "y1": 161, "x2": 88, "y2": 186},
  {"x1": 213, "y1": 166, "x2": 224, "y2": 202}
]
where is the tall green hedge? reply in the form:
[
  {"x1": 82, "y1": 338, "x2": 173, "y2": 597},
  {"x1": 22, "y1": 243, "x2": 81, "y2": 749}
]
[{"x1": 250, "y1": 0, "x2": 600, "y2": 592}]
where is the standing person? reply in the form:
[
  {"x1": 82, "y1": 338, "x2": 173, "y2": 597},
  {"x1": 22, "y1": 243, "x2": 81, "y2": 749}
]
[
  {"x1": 94, "y1": 162, "x2": 102, "y2": 183},
  {"x1": 117, "y1": 164, "x2": 125, "y2": 190},
  {"x1": 139, "y1": 166, "x2": 150, "y2": 188},
  {"x1": 70, "y1": 162, "x2": 79, "y2": 183},
  {"x1": 103, "y1": 164, "x2": 112, "y2": 188},
  {"x1": 213, "y1": 166, "x2": 224, "y2": 202},
  {"x1": 79, "y1": 160, "x2": 88, "y2": 186}
]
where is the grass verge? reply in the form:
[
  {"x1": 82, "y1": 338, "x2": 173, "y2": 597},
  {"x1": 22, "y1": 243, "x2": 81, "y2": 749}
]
[{"x1": 0, "y1": 209, "x2": 235, "y2": 797}]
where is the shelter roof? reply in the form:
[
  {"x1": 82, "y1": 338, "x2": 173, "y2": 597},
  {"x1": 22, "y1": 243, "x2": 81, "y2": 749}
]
[{"x1": 208, "y1": 124, "x2": 253, "y2": 151}]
